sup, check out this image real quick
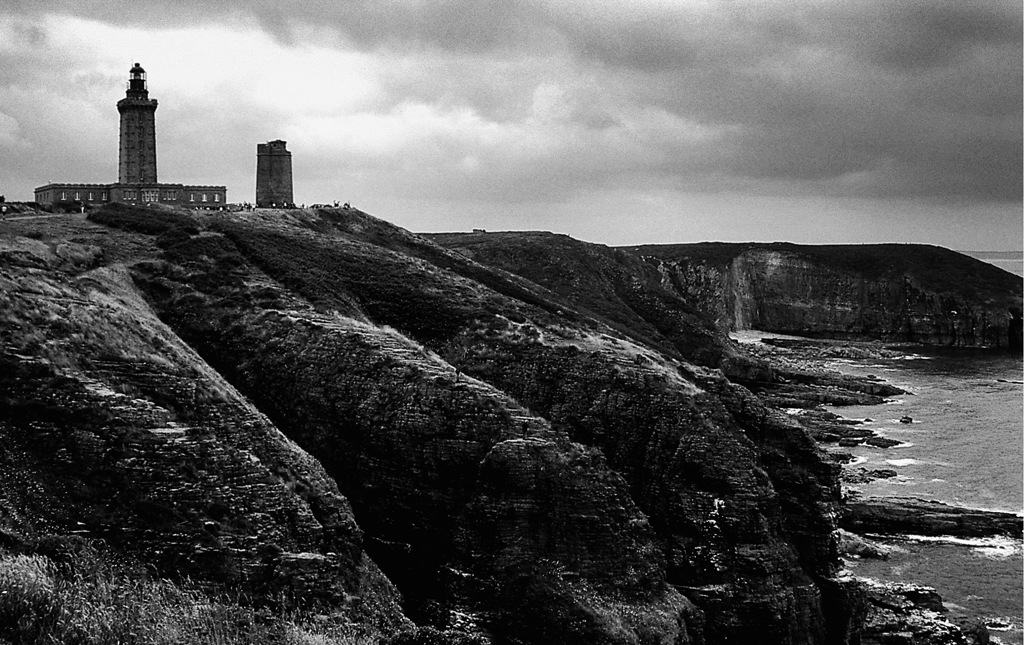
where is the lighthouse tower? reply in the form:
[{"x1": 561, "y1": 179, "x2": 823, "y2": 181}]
[
  {"x1": 33, "y1": 63, "x2": 226, "y2": 208},
  {"x1": 117, "y1": 63, "x2": 158, "y2": 185}
]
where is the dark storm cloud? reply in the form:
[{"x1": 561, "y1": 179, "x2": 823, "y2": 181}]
[
  {"x1": 7, "y1": 0, "x2": 1021, "y2": 203},
  {"x1": 534, "y1": 1, "x2": 1021, "y2": 196}
]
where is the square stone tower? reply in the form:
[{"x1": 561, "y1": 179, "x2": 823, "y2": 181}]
[{"x1": 256, "y1": 140, "x2": 293, "y2": 207}]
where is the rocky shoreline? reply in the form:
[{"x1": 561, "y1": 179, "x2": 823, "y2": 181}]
[
  {"x1": 741, "y1": 333, "x2": 1021, "y2": 645},
  {"x1": 742, "y1": 334, "x2": 1022, "y2": 538}
]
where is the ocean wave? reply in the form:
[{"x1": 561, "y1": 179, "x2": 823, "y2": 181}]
[
  {"x1": 880, "y1": 477, "x2": 917, "y2": 486},
  {"x1": 885, "y1": 458, "x2": 920, "y2": 467},
  {"x1": 898, "y1": 534, "x2": 1023, "y2": 559},
  {"x1": 985, "y1": 617, "x2": 1019, "y2": 632}
]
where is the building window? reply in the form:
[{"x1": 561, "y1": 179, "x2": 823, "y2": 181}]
[
  {"x1": 190, "y1": 193, "x2": 195, "y2": 202},
  {"x1": 201, "y1": 193, "x2": 208, "y2": 202},
  {"x1": 61, "y1": 191, "x2": 67, "y2": 200},
  {"x1": 214, "y1": 194, "x2": 220, "y2": 203},
  {"x1": 142, "y1": 190, "x2": 159, "y2": 202},
  {"x1": 164, "y1": 190, "x2": 177, "y2": 201},
  {"x1": 88, "y1": 192, "x2": 94, "y2": 201},
  {"x1": 74, "y1": 192, "x2": 81, "y2": 200},
  {"x1": 101, "y1": 192, "x2": 108, "y2": 201}
]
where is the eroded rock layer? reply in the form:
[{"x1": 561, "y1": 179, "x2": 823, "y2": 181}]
[
  {"x1": 625, "y1": 242, "x2": 1023, "y2": 348},
  {"x1": 0, "y1": 236, "x2": 407, "y2": 632},
  {"x1": 8, "y1": 205, "x2": 1011, "y2": 643}
]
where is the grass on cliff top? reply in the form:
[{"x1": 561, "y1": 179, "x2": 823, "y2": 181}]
[
  {"x1": 0, "y1": 540, "x2": 385, "y2": 645},
  {"x1": 87, "y1": 203, "x2": 200, "y2": 236},
  {"x1": 206, "y1": 215, "x2": 573, "y2": 350},
  {"x1": 426, "y1": 231, "x2": 735, "y2": 367}
]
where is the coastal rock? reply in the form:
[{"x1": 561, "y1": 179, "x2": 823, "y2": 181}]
[
  {"x1": 837, "y1": 530, "x2": 889, "y2": 560},
  {"x1": 859, "y1": 578, "x2": 984, "y2": 645},
  {"x1": 841, "y1": 468, "x2": 899, "y2": 485},
  {"x1": 842, "y1": 497, "x2": 1023, "y2": 539},
  {"x1": 621, "y1": 243, "x2": 1023, "y2": 349}
]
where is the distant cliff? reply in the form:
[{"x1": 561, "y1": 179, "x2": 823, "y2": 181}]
[{"x1": 623, "y1": 242, "x2": 1023, "y2": 349}]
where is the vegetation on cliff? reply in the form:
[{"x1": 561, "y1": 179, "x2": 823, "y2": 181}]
[
  {"x1": 0, "y1": 538, "x2": 391, "y2": 645},
  {"x1": 2, "y1": 203, "x2": 1012, "y2": 644}
]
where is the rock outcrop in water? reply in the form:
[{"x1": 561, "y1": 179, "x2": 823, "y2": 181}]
[
  {"x1": 4, "y1": 205, "x2": 1013, "y2": 643},
  {"x1": 843, "y1": 497, "x2": 1023, "y2": 539}
]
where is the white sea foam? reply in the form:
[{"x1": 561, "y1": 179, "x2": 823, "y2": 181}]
[
  {"x1": 987, "y1": 617, "x2": 1018, "y2": 632},
  {"x1": 886, "y1": 458, "x2": 920, "y2": 467},
  {"x1": 884, "y1": 399, "x2": 905, "y2": 405},
  {"x1": 899, "y1": 534, "x2": 1023, "y2": 558}
]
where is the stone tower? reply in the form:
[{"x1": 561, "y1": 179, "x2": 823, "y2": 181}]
[
  {"x1": 256, "y1": 140, "x2": 293, "y2": 207},
  {"x1": 117, "y1": 63, "x2": 158, "y2": 184}
]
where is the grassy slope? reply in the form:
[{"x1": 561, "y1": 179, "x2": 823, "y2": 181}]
[
  {"x1": 0, "y1": 209, "x2": 412, "y2": 644},
  {"x1": 0, "y1": 541, "x2": 387, "y2": 645},
  {"x1": 425, "y1": 231, "x2": 761, "y2": 376}
]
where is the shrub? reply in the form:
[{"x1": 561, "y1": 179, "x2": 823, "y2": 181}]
[
  {"x1": 385, "y1": 626, "x2": 488, "y2": 645},
  {"x1": 88, "y1": 202, "x2": 200, "y2": 236},
  {"x1": 155, "y1": 227, "x2": 193, "y2": 249},
  {"x1": 0, "y1": 554, "x2": 61, "y2": 643},
  {"x1": 0, "y1": 543, "x2": 381, "y2": 645}
]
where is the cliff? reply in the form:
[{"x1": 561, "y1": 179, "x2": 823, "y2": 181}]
[
  {"x1": 130, "y1": 207, "x2": 854, "y2": 643},
  {"x1": 621, "y1": 242, "x2": 1023, "y2": 349},
  {"x1": 0, "y1": 234, "x2": 409, "y2": 637},
  {"x1": 5, "y1": 204, "x2": 1000, "y2": 643},
  {"x1": 425, "y1": 231, "x2": 773, "y2": 381}
]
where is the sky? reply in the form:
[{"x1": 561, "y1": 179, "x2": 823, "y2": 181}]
[{"x1": 1, "y1": 1, "x2": 1021, "y2": 250}]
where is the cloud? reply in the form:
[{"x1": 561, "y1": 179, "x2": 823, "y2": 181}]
[{"x1": 0, "y1": 1, "x2": 1019, "y2": 249}]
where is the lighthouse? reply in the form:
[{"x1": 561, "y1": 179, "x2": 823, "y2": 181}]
[
  {"x1": 117, "y1": 63, "x2": 159, "y2": 185},
  {"x1": 33, "y1": 63, "x2": 226, "y2": 208}
]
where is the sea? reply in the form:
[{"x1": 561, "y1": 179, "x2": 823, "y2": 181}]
[
  {"x1": 732, "y1": 252, "x2": 1024, "y2": 641},
  {"x1": 825, "y1": 347, "x2": 1023, "y2": 644}
]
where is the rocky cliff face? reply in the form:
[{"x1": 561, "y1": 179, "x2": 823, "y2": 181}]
[
  {"x1": 0, "y1": 234, "x2": 408, "y2": 633},
  {"x1": 0, "y1": 205, "x2": 911, "y2": 643},
  {"x1": 624, "y1": 242, "x2": 1023, "y2": 349},
  {"x1": 123, "y1": 208, "x2": 865, "y2": 643},
  {"x1": 425, "y1": 231, "x2": 773, "y2": 381}
]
